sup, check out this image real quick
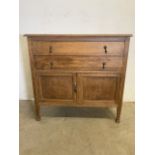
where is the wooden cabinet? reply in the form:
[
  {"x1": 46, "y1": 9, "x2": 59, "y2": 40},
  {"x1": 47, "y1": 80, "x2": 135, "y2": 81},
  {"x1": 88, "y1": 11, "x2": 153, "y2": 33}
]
[{"x1": 26, "y1": 34, "x2": 131, "y2": 122}]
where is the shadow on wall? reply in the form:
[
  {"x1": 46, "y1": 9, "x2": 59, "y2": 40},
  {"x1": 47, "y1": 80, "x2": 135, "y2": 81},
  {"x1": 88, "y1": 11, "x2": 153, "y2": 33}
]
[{"x1": 19, "y1": 35, "x2": 34, "y2": 100}]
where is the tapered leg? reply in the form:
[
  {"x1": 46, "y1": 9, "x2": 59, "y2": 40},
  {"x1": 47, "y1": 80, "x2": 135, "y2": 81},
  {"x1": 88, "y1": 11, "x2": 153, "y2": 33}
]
[
  {"x1": 35, "y1": 101, "x2": 41, "y2": 121},
  {"x1": 115, "y1": 105, "x2": 122, "y2": 123}
]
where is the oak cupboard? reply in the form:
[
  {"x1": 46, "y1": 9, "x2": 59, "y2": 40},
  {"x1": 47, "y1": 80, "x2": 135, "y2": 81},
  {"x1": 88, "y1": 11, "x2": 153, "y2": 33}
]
[{"x1": 25, "y1": 34, "x2": 132, "y2": 122}]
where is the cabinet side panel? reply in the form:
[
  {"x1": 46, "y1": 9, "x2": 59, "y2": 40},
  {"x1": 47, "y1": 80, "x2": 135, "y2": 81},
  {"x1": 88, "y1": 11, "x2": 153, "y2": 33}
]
[
  {"x1": 27, "y1": 38, "x2": 40, "y2": 104},
  {"x1": 119, "y1": 38, "x2": 130, "y2": 102},
  {"x1": 116, "y1": 38, "x2": 130, "y2": 122}
]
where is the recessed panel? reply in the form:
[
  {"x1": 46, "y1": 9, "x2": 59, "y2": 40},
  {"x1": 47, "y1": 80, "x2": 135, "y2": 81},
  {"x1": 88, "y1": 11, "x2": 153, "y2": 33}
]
[
  {"x1": 40, "y1": 75, "x2": 73, "y2": 100},
  {"x1": 83, "y1": 76, "x2": 117, "y2": 100}
]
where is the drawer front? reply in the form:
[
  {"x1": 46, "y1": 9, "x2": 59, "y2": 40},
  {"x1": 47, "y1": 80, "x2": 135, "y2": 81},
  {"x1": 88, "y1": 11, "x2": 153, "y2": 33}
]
[
  {"x1": 31, "y1": 41, "x2": 124, "y2": 56},
  {"x1": 34, "y1": 56, "x2": 123, "y2": 71}
]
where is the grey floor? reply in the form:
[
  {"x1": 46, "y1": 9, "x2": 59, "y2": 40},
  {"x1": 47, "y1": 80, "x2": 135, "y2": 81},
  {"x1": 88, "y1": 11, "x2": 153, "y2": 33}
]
[{"x1": 19, "y1": 100, "x2": 134, "y2": 155}]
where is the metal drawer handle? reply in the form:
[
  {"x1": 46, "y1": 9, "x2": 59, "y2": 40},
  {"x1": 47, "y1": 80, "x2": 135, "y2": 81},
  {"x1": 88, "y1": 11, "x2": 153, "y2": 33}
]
[
  {"x1": 49, "y1": 46, "x2": 52, "y2": 53},
  {"x1": 73, "y1": 81, "x2": 77, "y2": 93},
  {"x1": 50, "y1": 62, "x2": 53, "y2": 69},
  {"x1": 102, "y1": 62, "x2": 106, "y2": 69},
  {"x1": 104, "y1": 45, "x2": 107, "y2": 54}
]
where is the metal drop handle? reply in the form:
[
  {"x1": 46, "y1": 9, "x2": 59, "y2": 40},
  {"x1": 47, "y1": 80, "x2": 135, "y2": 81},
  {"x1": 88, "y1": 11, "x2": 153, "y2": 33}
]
[
  {"x1": 102, "y1": 62, "x2": 106, "y2": 69},
  {"x1": 104, "y1": 45, "x2": 107, "y2": 54},
  {"x1": 73, "y1": 81, "x2": 77, "y2": 93},
  {"x1": 50, "y1": 62, "x2": 53, "y2": 69}
]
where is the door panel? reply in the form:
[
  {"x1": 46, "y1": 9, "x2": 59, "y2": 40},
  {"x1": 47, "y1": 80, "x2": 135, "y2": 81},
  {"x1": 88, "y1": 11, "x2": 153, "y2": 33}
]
[
  {"x1": 38, "y1": 72, "x2": 76, "y2": 104},
  {"x1": 77, "y1": 73, "x2": 120, "y2": 106}
]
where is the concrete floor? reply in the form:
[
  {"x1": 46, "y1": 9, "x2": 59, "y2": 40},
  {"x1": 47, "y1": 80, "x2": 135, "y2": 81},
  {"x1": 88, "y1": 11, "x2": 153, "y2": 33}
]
[{"x1": 19, "y1": 100, "x2": 134, "y2": 155}]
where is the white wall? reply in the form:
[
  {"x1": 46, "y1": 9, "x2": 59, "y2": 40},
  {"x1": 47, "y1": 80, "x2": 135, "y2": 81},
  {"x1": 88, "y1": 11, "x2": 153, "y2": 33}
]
[{"x1": 19, "y1": 0, "x2": 135, "y2": 101}]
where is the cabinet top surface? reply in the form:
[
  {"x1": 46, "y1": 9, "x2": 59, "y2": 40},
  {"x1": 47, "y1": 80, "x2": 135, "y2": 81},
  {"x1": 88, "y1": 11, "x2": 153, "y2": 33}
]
[{"x1": 24, "y1": 34, "x2": 132, "y2": 37}]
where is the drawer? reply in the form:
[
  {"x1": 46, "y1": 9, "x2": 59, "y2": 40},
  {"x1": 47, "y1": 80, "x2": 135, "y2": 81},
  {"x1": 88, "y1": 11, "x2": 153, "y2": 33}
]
[
  {"x1": 31, "y1": 41, "x2": 124, "y2": 56},
  {"x1": 34, "y1": 56, "x2": 123, "y2": 71}
]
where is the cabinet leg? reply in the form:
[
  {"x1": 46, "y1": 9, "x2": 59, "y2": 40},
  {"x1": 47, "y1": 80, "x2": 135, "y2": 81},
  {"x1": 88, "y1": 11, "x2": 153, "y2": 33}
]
[
  {"x1": 115, "y1": 106, "x2": 122, "y2": 123},
  {"x1": 35, "y1": 102, "x2": 41, "y2": 121},
  {"x1": 36, "y1": 111, "x2": 41, "y2": 121}
]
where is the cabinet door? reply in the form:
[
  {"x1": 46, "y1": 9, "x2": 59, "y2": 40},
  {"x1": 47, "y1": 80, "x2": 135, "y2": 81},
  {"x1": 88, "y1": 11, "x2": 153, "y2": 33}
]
[
  {"x1": 38, "y1": 72, "x2": 76, "y2": 105},
  {"x1": 77, "y1": 73, "x2": 120, "y2": 106}
]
